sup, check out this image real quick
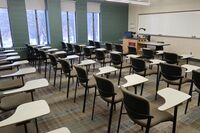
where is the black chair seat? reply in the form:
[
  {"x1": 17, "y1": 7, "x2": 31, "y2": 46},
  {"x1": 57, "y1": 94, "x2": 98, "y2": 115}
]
[
  {"x1": 64, "y1": 69, "x2": 77, "y2": 78},
  {"x1": 102, "y1": 89, "x2": 123, "y2": 103},
  {"x1": 0, "y1": 79, "x2": 23, "y2": 91},
  {"x1": 98, "y1": 58, "x2": 111, "y2": 64},
  {"x1": 162, "y1": 77, "x2": 191, "y2": 85},
  {"x1": 135, "y1": 104, "x2": 173, "y2": 127},
  {"x1": 113, "y1": 62, "x2": 131, "y2": 69}
]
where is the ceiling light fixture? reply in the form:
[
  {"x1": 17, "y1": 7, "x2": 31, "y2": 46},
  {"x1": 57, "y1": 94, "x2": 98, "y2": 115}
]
[{"x1": 106, "y1": 0, "x2": 150, "y2": 6}]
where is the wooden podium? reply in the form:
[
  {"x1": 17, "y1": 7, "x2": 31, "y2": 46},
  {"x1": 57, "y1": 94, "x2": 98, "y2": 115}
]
[{"x1": 123, "y1": 38, "x2": 146, "y2": 54}]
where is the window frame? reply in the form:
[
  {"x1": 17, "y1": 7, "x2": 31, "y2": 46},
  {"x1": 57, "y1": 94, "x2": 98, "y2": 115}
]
[
  {"x1": 61, "y1": 11, "x2": 76, "y2": 43},
  {"x1": 87, "y1": 12, "x2": 100, "y2": 42}
]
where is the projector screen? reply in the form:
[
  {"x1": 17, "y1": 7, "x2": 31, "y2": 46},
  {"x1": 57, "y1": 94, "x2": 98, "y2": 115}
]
[{"x1": 138, "y1": 11, "x2": 200, "y2": 39}]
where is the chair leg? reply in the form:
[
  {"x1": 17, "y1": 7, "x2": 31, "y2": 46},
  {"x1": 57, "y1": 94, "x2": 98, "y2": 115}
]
[
  {"x1": 140, "y1": 83, "x2": 144, "y2": 96},
  {"x1": 48, "y1": 65, "x2": 51, "y2": 81},
  {"x1": 53, "y1": 70, "x2": 57, "y2": 86},
  {"x1": 185, "y1": 99, "x2": 190, "y2": 114},
  {"x1": 198, "y1": 93, "x2": 200, "y2": 106},
  {"x1": 134, "y1": 86, "x2": 137, "y2": 94},
  {"x1": 108, "y1": 102, "x2": 114, "y2": 133},
  {"x1": 82, "y1": 87, "x2": 88, "y2": 113},
  {"x1": 44, "y1": 63, "x2": 47, "y2": 78},
  {"x1": 35, "y1": 118, "x2": 39, "y2": 133},
  {"x1": 117, "y1": 102, "x2": 124, "y2": 133},
  {"x1": 91, "y1": 87, "x2": 97, "y2": 120},
  {"x1": 24, "y1": 124, "x2": 28, "y2": 133},
  {"x1": 67, "y1": 77, "x2": 71, "y2": 98},
  {"x1": 74, "y1": 78, "x2": 78, "y2": 103},
  {"x1": 118, "y1": 69, "x2": 122, "y2": 85},
  {"x1": 155, "y1": 73, "x2": 161, "y2": 100},
  {"x1": 59, "y1": 71, "x2": 62, "y2": 91}
]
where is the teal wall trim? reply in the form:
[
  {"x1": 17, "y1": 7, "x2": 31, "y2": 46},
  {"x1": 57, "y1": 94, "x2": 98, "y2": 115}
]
[
  {"x1": 7, "y1": 0, "x2": 29, "y2": 47},
  {"x1": 46, "y1": 0, "x2": 62, "y2": 48},
  {"x1": 76, "y1": 0, "x2": 88, "y2": 43}
]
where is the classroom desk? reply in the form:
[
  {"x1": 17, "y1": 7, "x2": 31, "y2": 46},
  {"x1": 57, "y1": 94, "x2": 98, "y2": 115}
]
[
  {"x1": 96, "y1": 66, "x2": 118, "y2": 78},
  {"x1": 0, "y1": 56, "x2": 20, "y2": 61},
  {"x1": 126, "y1": 54, "x2": 141, "y2": 59},
  {"x1": 139, "y1": 41, "x2": 170, "y2": 47},
  {"x1": 2, "y1": 49, "x2": 15, "y2": 53},
  {"x1": 122, "y1": 74, "x2": 148, "y2": 95},
  {"x1": 181, "y1": 64, "x2": 200, "y2": 73},
  {"x1": 0, "y1": 60, "x2": 29, "y2": 68},
  {"x1": 0, "y1": 52, "x2": 18, "y2": 57},
  {"x1": 86, "y1": 46, "x2": 95, "y2": 49},
  {"x1": 78, "y1": 59, "x2": 96, "y2": 72},
  {"x1": 46, "y1": 48, "x2": 59, "y2": 53},
  {"x1": 64, "y1": 55, "x2": 80, "y2": 66},
  {"x1": 180, "y1": 54, "x2": 193, "y2": 64},
  {"x1": 158, "y1": 88, "x2": 190, "y2": 133},
  {"x1": 0, "y1": 100, "x2": 50, "y2": 133},
  {"x1": 110, "y1": 51, "x2": 122, "y2": 54},
  {"x1": 0, "y1": 78, "x2": 49, "y2": 100},
  {"x1": 39, "y1": 46, "x2": 51, "y2": 50},
  {"x1": 96, "y1": 48, "x2": 106, "y2": 51},
  {"x1": 47, "y1": 127, "x2": 71, "y2": 133}
]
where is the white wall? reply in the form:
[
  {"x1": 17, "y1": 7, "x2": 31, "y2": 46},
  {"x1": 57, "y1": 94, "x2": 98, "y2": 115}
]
[{"x1": 128, "y1": 0, "x2": 200, "y2": 59}]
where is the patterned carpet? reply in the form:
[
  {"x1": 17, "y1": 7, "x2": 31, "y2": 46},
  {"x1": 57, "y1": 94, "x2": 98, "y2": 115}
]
[{"x1": 0, "y1": 59, "x2": 200, "y2": 133}]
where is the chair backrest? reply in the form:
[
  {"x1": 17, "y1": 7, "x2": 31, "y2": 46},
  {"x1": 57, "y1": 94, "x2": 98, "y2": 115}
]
[
  {"x1": 105, "y1": 43, "x2": 112, "y2": 51},
  {"x1": 74, "y1": 45, "x2": 81, "y2": 53},
  {"x1": 67, "y1": 43, "x2": 73, "y2": 51},
  {"x1": 40, "y1": 50, "x2": 47, "y2": 60},
  {"x1": 94, "y1": 75, "x2": 115, "y2": 98},
  {"x1": 131, "y1": 58, "x2": 146, "y2": 72},
  {"x1": 89, "y1": 40, "x2": 94, "y2": 46},
  {"x1": 94, "y1": 41, "x2": 101, "y2": 48},
  {"x1": 121, "y1": 86, "x2": 151, "y2": 119},
  {"x1": 192, "y1": 70, "x2": 200, "y2": 90},
  {"x1": 59, "y1": 59, "x2": 71, "y2": 74},
  {"x1": 110, "y1": 53, "x2": 122, "y2": 65},
  {"x1": 128, "y1": 46, "x2": 137, "y2": 55},
  {"x1": 48, "y1": 54, "x2": 57, "y2": 66},
  {"x1": 163, "y1": 52, "x2": 178, "y2": 64},
  {"x1": 74, "y1": 65, "x2": 88, "y2": 83},
  {"x1": 95, "y1": 50, "x2": 105, "y2": 61},
  {"x1": 61, "y1": 42, "x2": 67, "y2": 49},
  {"x1": 115, "y1": 44, "x2": 123, "y2": 52},
  {"x1": 142, "y1": 48, "x2": 154, "y2": 59},
  {"x1": 160, "y1": 63, "x2": 182, "y2": 80},
  {"x1": 83, "y1": 47, "x2": 92, "y2": 57}
]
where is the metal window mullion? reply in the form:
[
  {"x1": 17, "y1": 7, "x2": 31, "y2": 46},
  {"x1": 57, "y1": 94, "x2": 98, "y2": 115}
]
[
  {"x1": 35, "y1": 10, "x2": 40, "y2": 45},
  {"x1": 0, "y1": 30, "x2": 3, "y2": 48},
  {"x1": 92, "y1": 13, "x2": 95, "y2": 41},
  {"x1": 66, "y1": 12, "x2": 70, "y2": 43},
  {"x1": 44, "y1": 0, "x2": 49, "y2": 45}
]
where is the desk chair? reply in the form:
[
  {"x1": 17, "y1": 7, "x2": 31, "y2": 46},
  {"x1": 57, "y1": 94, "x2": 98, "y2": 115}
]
[
  {"x1": 185, "y1": 70, "x2": 200, "y2": 114},
  {"x1": 48, "y1": 54, "x2": 62, "y2": 87},
  {"x1": 128, "y1": 46, "x2": 137, "y2": 55},
  {"x1": 88, "y1": 40, "x2": 94, "y2": 46},
  {"x1": 40, "y1": 50, "x2": 50, "y2": 78},
  {"x1": 141, "y1": 48, "x2": 154, "y2": 60},
  {"x1": 74, "y1": 65, "x2": 96, "y2": 112},
  {"x1": 59, "y1": 59, "x2": 77, "y2": 97},
  {"x1": 74, "y1": 45, "x2": 84, "y2": 61},
  {"x1": 117, "y1": 87, "x2": 174, "y2": 133},
  {"x1": 83, "y1": 47, "x2": 96, "y2": 59},
  {"x1": 163, "y1": 52, "x2": 179, "y2": 64},
  {"x1": 130, "y1": 58, "x2": 157, "y2": 95},
  {"x1": 105, "y1": 43, "x2": 112, "y2": 52},
  {"x1": 94, "y1": 41, "x2": 101, "y2": 48},
  {"x1": 110, "y1": 53, "x2": 131, "y2": 85},
  {"x1": 0, "y1": 79, "x2": 23, "y2": 91},
  {"x1": 92, "y1": 75, "x2": 122, "y2": 133},
  {"x1": 61, "y1": 41, "x2": 68, "y2": 52},
  {"x1": 67, "y1": 43, "x2": 74, "y2": 55},
  {"x1": 115, "y1": 44, "x2": 128, "y2": 56},
  {"x1": 95, "y1": 50, "x2": 110, "y2": 67},
  {"x1": 156, "y1": 63, "x2": 191, "y2": 99}
]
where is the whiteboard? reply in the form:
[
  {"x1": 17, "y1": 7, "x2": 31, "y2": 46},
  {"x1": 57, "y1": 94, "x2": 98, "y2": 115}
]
[{"x1": 138, "y1": 11, "x2": 200, "y2": 38}]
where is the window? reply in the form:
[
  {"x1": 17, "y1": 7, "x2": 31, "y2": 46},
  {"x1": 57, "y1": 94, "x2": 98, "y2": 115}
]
[
  {"x1": 87, "y1": 2, "x2": 100, "y2": 41},
  {"x1": 0, "y1": 0, "x2": 13, "y2": 48},
  {"x1": 25, "y1": 0, "x2": 48, "y2": 45},
  {"x1": 61, "y1": 0, "x2": 76, "y2": 43},
  {"x1": 61, "y1": 12, "x2": 76, "y2": 43},
  {"x1": 87, "y1": 12, "x2": 99, "y2": 41}
]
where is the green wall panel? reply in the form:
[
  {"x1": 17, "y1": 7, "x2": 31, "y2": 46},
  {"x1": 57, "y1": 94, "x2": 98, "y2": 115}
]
[
  {"x1": 76, "y1": 0, "x2": 87, "y2": 43},
  {"x1": 7, "y1": 0, "x2": 29, "y2": 47},
  {"x1": 46, "y1": 0, "x2": 62, "y2": 48},
  {"x1": 101, "y1": 2, "x2": 128, "y2": 43}
]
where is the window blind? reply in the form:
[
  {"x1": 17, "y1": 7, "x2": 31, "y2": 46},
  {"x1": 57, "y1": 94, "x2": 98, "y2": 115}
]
[
  {"x1": 87, "y1": 2, "x2": 100, "y2": 13},
  {"x1": 61, "y1": 0, "x2": 75, "y2": 12},
  {"x1": 25, "y1": 0, "x2": 45, "y2": 10},
  {"x1": 0, "y1": 0, "x2": 7, "y2": 8}
]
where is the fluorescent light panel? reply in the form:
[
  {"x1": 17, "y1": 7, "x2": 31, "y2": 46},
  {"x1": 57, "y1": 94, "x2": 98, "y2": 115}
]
[{"x1": 106, "y1": 0, "x2": 150, "y2": 5}]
